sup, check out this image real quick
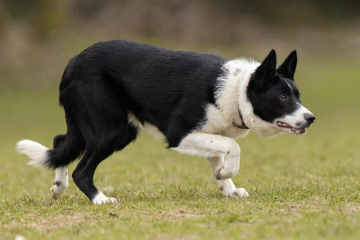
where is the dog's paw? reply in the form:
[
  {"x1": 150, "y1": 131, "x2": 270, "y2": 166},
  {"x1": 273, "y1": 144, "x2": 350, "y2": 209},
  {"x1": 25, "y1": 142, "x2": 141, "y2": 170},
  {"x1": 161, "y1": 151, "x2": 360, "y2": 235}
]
[
  {"x1": 107, "y1": 197, "x2": 118, "y2": 203},
  {"x1": 221, "y1": 187, "x2": 249, "y2": 198},
  {"x1": 93, "y1": 197, "x2": 118, "y2": 205},
  {"x1": 50, "y1": 182, "x2": 67, "y2": 200},
  {"x1": 92, "y1": 192, "x2": 118, "y2": 205}
]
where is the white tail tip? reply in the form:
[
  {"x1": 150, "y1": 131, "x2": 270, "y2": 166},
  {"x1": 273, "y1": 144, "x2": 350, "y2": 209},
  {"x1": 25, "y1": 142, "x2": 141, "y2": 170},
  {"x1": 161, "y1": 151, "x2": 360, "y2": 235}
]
[{"x1": 17, "y1": 139, "x2": 49, "y2": 168}]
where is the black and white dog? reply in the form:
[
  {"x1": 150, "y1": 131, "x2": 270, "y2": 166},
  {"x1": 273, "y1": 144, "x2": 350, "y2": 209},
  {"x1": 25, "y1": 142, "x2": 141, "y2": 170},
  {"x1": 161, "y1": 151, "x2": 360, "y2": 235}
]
[{"x1": 17, "y1": 41, "x2": 315, "y2": 205}]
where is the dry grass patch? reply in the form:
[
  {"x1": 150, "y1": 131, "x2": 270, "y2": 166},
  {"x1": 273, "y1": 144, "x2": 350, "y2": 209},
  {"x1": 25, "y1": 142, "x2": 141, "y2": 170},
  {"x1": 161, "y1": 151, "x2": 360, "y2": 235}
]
[{"x1": 6, "y1": 212, "x2": 84, "y2": 232}]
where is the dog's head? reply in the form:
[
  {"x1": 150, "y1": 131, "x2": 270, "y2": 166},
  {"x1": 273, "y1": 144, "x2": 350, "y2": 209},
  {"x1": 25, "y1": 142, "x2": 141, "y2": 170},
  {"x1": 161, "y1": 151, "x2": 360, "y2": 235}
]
[{"x1": 246, "y1": 50, "x2": 315, "y2": 136}]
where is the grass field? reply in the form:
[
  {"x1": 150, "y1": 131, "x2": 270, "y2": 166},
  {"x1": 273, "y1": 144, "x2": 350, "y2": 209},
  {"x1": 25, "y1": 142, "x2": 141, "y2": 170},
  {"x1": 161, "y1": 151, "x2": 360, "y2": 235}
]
[{"x1": 0, "y1": 56, "x2": 359, "y2": 240}]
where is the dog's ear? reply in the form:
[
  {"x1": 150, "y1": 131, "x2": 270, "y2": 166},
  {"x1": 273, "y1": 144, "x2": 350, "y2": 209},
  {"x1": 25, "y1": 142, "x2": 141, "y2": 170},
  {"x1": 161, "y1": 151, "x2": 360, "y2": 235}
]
[
  {"x1": 276, "y1": 50, "x2": 297, "y2": 80},
  {"x1": 254, "y1": 49, "x2": 277, "y2": 86}
]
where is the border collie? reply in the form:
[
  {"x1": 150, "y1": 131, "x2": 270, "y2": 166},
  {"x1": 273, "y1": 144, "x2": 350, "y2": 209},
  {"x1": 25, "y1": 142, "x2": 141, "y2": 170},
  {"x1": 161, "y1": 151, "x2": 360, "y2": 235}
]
[{"x1": 17, "y1": 41, "x2": 315, "y2": 205}]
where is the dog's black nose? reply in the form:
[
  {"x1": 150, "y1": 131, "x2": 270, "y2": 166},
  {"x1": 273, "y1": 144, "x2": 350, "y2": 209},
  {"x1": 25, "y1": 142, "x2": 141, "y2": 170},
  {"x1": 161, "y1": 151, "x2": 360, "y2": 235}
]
[{"x1": 304, "y1": 113, "x2": 315, "y2": 124}]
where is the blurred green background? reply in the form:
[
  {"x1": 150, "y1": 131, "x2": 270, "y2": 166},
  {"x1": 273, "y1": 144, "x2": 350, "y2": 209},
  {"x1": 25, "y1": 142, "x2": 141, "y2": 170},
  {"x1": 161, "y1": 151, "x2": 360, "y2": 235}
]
[{"x1": 1, "y1": 1, "x2": 360, "y2": 239}]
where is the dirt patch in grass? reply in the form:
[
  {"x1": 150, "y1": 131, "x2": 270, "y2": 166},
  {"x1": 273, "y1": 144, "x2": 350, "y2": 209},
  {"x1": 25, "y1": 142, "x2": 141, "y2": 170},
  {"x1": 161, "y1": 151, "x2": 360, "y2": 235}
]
[
  {"x1": 156, "y1": 233, "x2": 198, "y2": 240},
  {"x1": 158, "y1": 209, "x2": 203, "y2": 222},
  {"x1": 7, "y1": 212, "x2": 84, "y2": 231},
  {"x1": 108, "y1": 208, "x2": 204, "y2": 222},
  {"x1": 344, "y1": 204, "x2": 360, "y2": 213}
]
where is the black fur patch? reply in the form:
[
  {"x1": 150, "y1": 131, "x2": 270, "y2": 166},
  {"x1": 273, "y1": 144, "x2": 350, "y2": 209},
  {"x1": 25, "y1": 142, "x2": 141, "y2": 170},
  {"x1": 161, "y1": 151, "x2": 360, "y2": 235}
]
[{"x1": 60, "y1": 41, "x2": 226, "y2": 148}]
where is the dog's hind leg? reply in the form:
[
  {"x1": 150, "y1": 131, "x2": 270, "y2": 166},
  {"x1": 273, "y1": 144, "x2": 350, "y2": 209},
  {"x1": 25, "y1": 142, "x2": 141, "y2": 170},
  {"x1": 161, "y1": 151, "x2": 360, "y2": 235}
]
[
  {"x1": 72, "y1": 122, "x2": 138, "y2": 205},
  {"x1": 73, "y1": 147, "x2": 117, "y2": 205},
  {"x1": 73, "y1": 126, "x2": 135, "y2": 205},
  {"x1": 50, "y1": 134, "x2": 69, "y2": 199},
  {"x1": 50, "y1": 167, "x2": 69, "y2": 200},
  {"x1": 17, "y1": 120, "x2": 85, "y2": 200},
  {"x1": 58, "y1": 71, "x2": 139, "y2": 204}
]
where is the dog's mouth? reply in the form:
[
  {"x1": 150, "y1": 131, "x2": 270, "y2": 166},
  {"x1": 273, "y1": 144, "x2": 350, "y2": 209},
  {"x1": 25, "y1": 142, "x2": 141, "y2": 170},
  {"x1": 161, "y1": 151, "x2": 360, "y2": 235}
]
[{"x1": 276, "y1": 121, "x2": 306, "y2": 135}]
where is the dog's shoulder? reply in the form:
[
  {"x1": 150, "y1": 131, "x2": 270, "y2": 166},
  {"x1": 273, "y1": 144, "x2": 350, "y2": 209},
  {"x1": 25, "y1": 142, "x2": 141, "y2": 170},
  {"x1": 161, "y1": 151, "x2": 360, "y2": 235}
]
[{"x1": 196, "y1": 58, "x2": 260, "y2": 139}]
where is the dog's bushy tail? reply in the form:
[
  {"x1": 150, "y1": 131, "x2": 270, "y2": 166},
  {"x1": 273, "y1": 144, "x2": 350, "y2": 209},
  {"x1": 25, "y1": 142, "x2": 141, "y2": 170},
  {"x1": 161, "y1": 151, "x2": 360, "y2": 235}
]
[
  {"x1": 17, "y1": 133, "x2": 84, "y2": 169},
  {"x1": 17, "y1": 140, "x2": 50, "y2": 168}
]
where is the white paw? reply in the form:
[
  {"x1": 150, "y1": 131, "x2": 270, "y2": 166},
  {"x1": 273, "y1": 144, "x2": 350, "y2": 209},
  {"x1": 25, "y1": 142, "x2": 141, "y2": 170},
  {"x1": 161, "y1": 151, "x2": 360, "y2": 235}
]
[
  {"x1": 93, "y1": 197, "x2": 118, "y2": 205},
  {"x1": 92, "y1": 192, "x2": 118, "y2": 205},
  {"x1": 107, "y1": 197, "x2": 118, "y2": 203},
  {"x1": 222, "y1": 187, "x2": 249, "y2": 198},
  {"x1": 50, "y1": 183, "x2": 67, "y2": 200}
]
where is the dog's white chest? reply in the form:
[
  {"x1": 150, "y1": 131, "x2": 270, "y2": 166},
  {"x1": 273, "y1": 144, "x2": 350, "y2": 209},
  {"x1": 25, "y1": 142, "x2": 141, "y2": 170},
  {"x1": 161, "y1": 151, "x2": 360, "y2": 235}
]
[{"x1": 200, "y1": 104, "x2": 250, "y2": 138}]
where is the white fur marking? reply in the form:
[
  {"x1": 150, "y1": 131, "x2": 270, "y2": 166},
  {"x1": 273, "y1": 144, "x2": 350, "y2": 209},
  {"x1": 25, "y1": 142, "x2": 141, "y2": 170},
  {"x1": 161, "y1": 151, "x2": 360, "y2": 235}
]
[
  {"x1": 50, "y1": 167, "x2": 69, "y2": 200},
  {"x1": 172, "y1": 132, "x2": 240, "y2": 179},
  {"x1": 128, "y1": 112, "x2": 141, "y2": 126},
  {"x1": 17, "y1": 140, "x2": 49, "y2": 167},
  {"x1": 217, "y1": 178, "x2": 249, "y2": 198},
  {"x1": 15, "y1": 236, "x2": 27, "y2": 240},
  {"x1": 128, "y1": 112, "x2": 164, "y2": 139},
  {"x1": 284, "y1": 79, "x2": 293, "y2": 92},
  {"x1": 214, "y1": 58, "x2": 284, "y2": 138},
  {"x1": 143, "y1": 122, "x2": 164, "y2": 139},
  {"x1": 201, "y1": 104, "x2": 250, "y2": 138},
  {"x1": 92, "y1": 191, "x2": 118, "y2": 205},
  {"x1": 215, "y1": 59, "x2": 259, "y2": 127},
  {"x1": 276, "y1": 104, "x2": 313, "y2": 129}
]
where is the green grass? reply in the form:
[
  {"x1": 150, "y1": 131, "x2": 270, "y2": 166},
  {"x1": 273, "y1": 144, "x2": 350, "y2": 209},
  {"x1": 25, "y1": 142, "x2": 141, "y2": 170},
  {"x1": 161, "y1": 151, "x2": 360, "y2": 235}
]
[{"x1": 0, "y1": 58, "x2": 359, "y2": 240}]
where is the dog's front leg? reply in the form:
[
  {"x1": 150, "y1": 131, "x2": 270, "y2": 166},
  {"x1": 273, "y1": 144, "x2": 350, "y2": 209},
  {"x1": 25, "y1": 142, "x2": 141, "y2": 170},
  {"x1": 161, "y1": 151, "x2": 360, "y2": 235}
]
[
  {"x1": 209, "y1": 156, "x2": 249, "y2": 198},
  {"x1": 172, "y1": 132, "x2": 240, "y2": 179},
  {"x1": 172, "y1": 132, "x2": 248, "y2": 197}
]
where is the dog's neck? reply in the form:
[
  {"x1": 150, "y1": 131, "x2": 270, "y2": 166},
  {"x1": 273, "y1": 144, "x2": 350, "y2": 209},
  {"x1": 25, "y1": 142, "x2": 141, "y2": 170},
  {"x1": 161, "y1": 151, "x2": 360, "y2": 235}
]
[
  {"x1": 215, "y1": 58, "x2": 284, "y2": 138},
  {"x1": 232, "y1": 108, "x2": 249, "y2": 129}
]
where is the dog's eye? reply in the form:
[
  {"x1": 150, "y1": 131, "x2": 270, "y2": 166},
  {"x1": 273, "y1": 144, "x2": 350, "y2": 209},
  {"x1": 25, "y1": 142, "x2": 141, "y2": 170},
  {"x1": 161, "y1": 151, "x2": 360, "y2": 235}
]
[{"x1": 279, "y1": 94, "x2": 287, "y2": 101}]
